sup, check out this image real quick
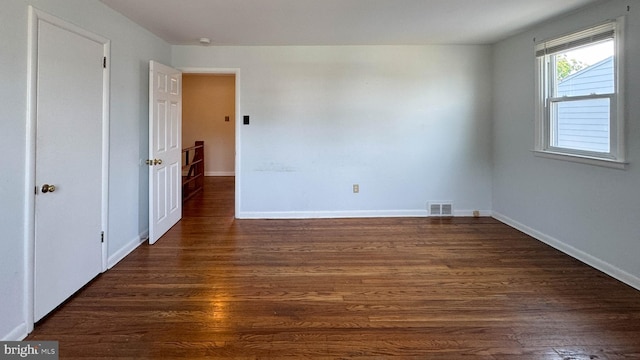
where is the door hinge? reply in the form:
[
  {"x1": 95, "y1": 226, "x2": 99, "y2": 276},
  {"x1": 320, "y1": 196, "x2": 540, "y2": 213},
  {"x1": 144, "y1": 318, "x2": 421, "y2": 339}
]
[
  {"x1": 103, "y1": 57, "x2": 107, "y2": 69},
  {"x1": 101, "y1": 231, "x2": 104, "y2": 243}
]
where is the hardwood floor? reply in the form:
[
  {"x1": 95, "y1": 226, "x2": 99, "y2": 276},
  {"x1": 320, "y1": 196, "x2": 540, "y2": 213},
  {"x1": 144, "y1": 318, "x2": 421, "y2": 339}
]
[{"x1": 28, "y1": 177, "x2": 640, "y2": 359}]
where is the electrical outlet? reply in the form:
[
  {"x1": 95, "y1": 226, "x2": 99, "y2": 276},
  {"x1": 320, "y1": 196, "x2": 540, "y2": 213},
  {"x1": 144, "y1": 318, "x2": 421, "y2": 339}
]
[{"x1": 353, "y1": 184, "x2": 359, "y2": 193}]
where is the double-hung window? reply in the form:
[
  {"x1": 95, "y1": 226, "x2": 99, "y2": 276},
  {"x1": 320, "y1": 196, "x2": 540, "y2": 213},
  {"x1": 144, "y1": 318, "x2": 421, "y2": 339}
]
[{"x1": 534, "y1": 18, "x2": 626, "y2": 168}]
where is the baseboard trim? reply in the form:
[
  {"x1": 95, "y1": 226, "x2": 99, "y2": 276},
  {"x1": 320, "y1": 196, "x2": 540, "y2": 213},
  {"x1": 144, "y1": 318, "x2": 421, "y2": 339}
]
[
  {"x1": 454, "y1": 210, "x2": 493, "y2": 217},
  {"x1": 492, "y1": 212, "x2": 640, "y2": 291},
  {"x1": 107, "y1": 231, "x2": 147, "y2": 269},
  {"x1": 2, "y1": 322, "x2": 28, "y2": 341},
  {"x1": 237, "y1": 209, "x2": 493, "y2": 220},
  {"x1": 205, "y1": 171, "x2": 234, "y2": 177},
  {"x1": 237, "y1": 209, "x2": 430, "y2": 219}
]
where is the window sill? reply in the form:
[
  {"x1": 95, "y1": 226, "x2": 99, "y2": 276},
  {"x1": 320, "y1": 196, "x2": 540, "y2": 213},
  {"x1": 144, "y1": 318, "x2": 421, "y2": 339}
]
[{"x1": 532, "y1": 150, "x2": 627, "y2": 170}]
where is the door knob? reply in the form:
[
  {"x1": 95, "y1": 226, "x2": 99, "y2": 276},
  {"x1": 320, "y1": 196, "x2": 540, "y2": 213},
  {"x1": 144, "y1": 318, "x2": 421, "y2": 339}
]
[
  {"x1": 153, "y1": 159, "x2": 163, "y2": 165},
  {"x1": 41, "y1": 184, "x2": 56, "y2": 193}
]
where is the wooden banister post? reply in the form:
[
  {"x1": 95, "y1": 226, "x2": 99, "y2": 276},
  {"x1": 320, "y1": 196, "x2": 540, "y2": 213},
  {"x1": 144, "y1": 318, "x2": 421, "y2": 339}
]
[{"x1": 195, "y1": 141, "x2": 204, "y2": 191}]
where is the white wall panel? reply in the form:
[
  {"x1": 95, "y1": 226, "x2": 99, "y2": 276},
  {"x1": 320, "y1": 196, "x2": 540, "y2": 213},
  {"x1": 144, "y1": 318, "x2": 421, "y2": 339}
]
[
  {"x1": 173, "y1": 45, "x2": 494, "y2": 218},
  {"x1": 492, "y1": 0, "x2": 640, "y2": 288}
]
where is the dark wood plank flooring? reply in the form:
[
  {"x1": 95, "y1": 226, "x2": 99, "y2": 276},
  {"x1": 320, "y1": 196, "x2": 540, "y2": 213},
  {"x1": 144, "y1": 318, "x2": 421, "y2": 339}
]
[{"x1": 28, "y1": 177, "x2": 640, "y2": 359}]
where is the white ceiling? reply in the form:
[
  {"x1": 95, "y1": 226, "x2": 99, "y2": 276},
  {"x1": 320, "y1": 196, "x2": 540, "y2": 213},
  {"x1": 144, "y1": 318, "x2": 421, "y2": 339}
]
[{"x1": 99, "y1": 0, "x2": 603, "y2": 46}]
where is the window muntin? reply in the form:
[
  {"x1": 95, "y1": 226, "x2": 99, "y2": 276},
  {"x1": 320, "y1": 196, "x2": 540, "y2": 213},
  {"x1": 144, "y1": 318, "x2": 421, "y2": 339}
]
[{"x1": 535, "y1": 20, "x2": 625, "y2": 166}]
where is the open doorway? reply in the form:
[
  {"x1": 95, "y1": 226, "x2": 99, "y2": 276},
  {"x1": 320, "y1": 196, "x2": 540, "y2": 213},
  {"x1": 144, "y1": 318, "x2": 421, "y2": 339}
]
[
  {"x1": 182, "y1": 73, "x2": 236, "y2": 176},
  {"x1": 180, "y1": 68, "x2": 242, "y2": 214}
]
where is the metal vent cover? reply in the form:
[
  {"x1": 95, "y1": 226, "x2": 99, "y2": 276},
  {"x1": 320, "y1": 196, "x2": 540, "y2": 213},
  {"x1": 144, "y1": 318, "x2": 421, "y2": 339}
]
[{"x1": 429, "y1": 202, "x2": 453, "y2": 217}]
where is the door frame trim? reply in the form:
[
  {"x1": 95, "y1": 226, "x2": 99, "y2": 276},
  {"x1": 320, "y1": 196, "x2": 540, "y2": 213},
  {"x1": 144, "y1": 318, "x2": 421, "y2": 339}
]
[
  {"x1": 24, "y1": 6, "x2": 110, "y2": 332},
  {"x1": 179, "y1": 67, "x2": 241, "y2": 217}
]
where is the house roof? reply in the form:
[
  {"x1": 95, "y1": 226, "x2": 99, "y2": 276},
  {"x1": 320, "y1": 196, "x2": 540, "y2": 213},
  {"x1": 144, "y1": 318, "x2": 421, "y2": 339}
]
[{"x1": 559, "y1": 56, "x2": 613, "y2": 84}]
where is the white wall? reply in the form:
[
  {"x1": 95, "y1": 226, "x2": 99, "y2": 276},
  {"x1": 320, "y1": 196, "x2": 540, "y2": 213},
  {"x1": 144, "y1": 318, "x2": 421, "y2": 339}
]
[
  {"x1": 0, "y1": 0, "x2": 170, "y2": 340},
  {"x1": 492, "y1": 0, "x2": 640, "y2": 289},
  {"x1": 173, "y1": 45, "x2": 494, "y2": 218}
]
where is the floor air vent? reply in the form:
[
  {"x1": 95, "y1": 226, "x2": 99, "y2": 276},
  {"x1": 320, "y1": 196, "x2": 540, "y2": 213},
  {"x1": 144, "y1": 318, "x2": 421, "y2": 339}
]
[{"x1": 429, "y1": 202, "x2": 453, "y2": 217}]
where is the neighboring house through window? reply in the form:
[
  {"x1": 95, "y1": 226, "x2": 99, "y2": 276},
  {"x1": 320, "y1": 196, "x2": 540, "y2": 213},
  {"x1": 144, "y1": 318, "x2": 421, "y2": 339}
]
[
  {"x1": 555, "y1": 56, "x2": 613, "y2": 153},
  {"x1": 534, "y1": 18, "x2": 626, "y2": 169}
]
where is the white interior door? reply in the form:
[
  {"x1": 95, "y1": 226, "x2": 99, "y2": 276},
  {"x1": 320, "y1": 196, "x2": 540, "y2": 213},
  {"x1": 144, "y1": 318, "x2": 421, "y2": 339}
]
[
  {"x1": 34, "y1": 17, "x2": 107, "y2": 321},
  {"x1": 149, "y1": 61, "x2": 182, "y2": 244}
]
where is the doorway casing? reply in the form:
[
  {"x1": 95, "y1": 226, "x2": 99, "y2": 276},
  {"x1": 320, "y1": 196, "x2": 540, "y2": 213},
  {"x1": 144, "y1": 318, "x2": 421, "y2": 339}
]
[{"x1": 179, "y1": 68, "x2": 241, "y2": 217}]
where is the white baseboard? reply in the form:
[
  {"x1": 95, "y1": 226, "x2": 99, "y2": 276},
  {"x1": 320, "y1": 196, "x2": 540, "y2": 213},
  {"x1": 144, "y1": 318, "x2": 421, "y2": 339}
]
[
  {"x1": 107, "y1": 231, "x2": 147, "y2": 269},
  {"x1": 492, "y1": 212, "x2": 640, "y2": 291},
  {"x1": 237, "y1": 209, "x2": 430, "y2": 219},
  {"x1": 237, "y1": 209, "x2": 493, "y2": 219},
  {"x1": 2, "y1": 322, "x2": 28, "y2": 341},
  {"x1": 454, "y1": 209, "x2": 493, "y2": 217},
  {"x1": 205, "y1": 171, "x2": 234, "y2": 177}
]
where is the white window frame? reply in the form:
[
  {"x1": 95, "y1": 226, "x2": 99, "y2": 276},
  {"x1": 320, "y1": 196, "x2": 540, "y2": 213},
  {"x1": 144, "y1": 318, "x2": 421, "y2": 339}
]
[{"x1": 534, "y1": 17, "x2": 626, "y2": 169}]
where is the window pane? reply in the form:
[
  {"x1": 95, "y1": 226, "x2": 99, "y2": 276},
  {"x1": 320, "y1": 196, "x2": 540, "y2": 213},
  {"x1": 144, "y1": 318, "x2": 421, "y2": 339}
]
[
  {"x1": 551, "y1": 98, "x2": 610, "y2": 153},
  {"x1": 554, "y1": 40, "x2": 614, "y2": 97}
]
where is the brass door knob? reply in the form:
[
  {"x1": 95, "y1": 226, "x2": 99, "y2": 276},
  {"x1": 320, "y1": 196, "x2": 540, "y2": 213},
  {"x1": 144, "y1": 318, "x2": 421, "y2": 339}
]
[
  {"x1": 41, "y1": 184, "x2": 56, "y2": 193},
  {"x1": 154, "y1": 159, "x2": 163, "y2": 165}
]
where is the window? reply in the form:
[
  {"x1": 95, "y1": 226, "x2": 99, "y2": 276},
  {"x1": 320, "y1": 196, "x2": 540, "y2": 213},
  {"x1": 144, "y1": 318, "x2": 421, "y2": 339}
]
[{"x1": 535, "y1": 18, "x2": 626, "y2": 168}]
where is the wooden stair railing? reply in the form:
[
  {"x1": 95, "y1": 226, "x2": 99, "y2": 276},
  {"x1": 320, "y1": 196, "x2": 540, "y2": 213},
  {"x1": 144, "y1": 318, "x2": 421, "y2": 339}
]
[{"x1": 182, "y1": 141, "x2": 204, "y2": 203}]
